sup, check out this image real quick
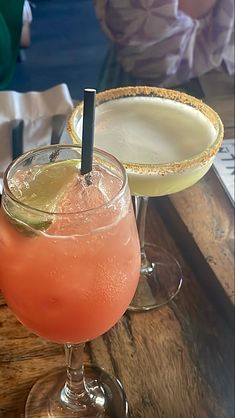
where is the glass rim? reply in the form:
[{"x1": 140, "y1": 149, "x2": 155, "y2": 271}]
[
  {"x1": 68, "y1": 86, "x2": 224, "y2": 175},
  {"x1": 3, "y1": 144, "x2": 128, "y2": 216}
]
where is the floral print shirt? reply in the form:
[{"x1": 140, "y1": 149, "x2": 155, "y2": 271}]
[{"x1": 93, "y1": 0, "x2": 234, "y2": 86}]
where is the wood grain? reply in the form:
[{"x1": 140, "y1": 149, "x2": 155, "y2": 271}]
[
  {"x1": 155, "y1": 126, "x2": 234, "y2": 325},
  {"x1": 0, "y1": 202, "x2": 234, "y2": 418}
]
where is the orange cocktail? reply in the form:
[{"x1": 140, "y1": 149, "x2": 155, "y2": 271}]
[
  {"x1": 0, "y1": 201, "x2": 139, "y2": 343},
  {"x1": 0, "y1": 144, "x2": 140, "y2": 417},
  {"x1": 0, "y1": 147, "x2": 139, "y2": 344}
]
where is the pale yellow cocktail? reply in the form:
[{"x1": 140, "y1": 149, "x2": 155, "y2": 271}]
[
  {"x1": 68, "y1": 87, "x2": 223, "y2": 198},
  {"x1": 68, "y1": 87, "x2": 223, "y2": 311}
]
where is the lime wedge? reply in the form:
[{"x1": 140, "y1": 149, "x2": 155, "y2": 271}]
[{"x1": 3, "y1": 159, "x2": 80, "y2": 235}]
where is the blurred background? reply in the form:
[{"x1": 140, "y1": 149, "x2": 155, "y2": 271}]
[
  {"x1": 3, "y1": 0, "x2": 234, "y2": 100},
  {"x1": 7, "y1": 0, "x2": 109, "y2": 99}
]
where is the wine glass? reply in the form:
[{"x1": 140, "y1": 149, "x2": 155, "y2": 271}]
[
  {"x1": 0, "y1": 144, "x2": 140, "y2": 417},
  {"x1": 68, "y1": 86, "x2": 224, "y2": 311}
]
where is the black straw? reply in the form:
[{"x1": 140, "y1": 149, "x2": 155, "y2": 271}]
[{"x1": 81, "y1": 88, "x2": 96, "y2": 176}]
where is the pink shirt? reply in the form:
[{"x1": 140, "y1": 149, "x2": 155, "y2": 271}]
[{"x1": 93, "y1": 0, "x2": 234, "y2": 86}]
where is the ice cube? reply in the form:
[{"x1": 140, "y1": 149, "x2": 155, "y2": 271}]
[{"x1": 59, "y1": 164, "x2": 122, "y2": 213}]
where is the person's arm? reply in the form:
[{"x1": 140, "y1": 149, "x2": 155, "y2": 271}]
[
  {"x1": 179, "y1": 0, "x2": 217, "y2": 19},
  {"x1": 21, "y1": 0, "x2": 32, "y2": 48}
]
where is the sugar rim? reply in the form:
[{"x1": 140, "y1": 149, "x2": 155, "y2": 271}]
[{"x1": 68, "y1": 86, "x2": 224, "y2": 175}]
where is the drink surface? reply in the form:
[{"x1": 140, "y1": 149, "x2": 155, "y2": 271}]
[
  {"x1": 75, "y1": 96, "x2": 216, "y2": 196},
  {"x1": 93, "y1": 97, "x2": 216, "y2": 165},
  {"x1": 0, "y1": 161, "x2": 140, "y2": 343}
]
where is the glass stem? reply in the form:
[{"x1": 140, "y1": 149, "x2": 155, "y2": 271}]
[
  {"x1": 60, "y1": 343, "x2": 92, "y2": 411},
  {"x1": 135, "y1": 196, "x2": 152, "y2": 272}
]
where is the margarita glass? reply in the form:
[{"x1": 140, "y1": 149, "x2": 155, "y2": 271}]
[
  {"x1": 68, "y1": 86, "x2": 224, "y2": 311},
  {"x1": 0, "y1": 144, "x2": 140, "y2": 417}
]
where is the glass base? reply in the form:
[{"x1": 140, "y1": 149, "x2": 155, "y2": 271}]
[
  {"x1": 25, "y1": 364, "x2": 129, "y2": 418},
  {"x1": 128, "y1": 243, "x2": 183, "y2": 312}
]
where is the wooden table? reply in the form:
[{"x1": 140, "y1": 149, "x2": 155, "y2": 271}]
[{"x1": 0, "y1": 76, "x2": 234, "y2": 418}]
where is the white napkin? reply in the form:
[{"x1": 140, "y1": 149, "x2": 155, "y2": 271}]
[{"x1": 0, "y1": 84, "x2": 73, "y2": 193}]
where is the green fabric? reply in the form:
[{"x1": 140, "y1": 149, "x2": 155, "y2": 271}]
[{"x1": 0, "y1": 0, "x2": 24, "y2": 89}]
